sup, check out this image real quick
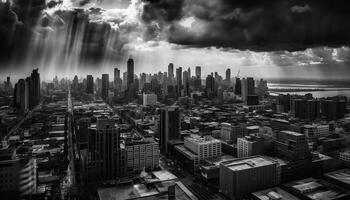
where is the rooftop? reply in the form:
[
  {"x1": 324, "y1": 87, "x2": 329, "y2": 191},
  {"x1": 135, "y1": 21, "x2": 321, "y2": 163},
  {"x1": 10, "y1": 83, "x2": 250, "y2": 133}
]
[
  {"x1": 325, "y1": 169, "x2": 350, "y2": 185},
  {"x1": 222, "y1": 156, "x2": 276, "y2": 171},
  {"x1": 252, "y1": 187, "x2": 300, "y2": 200}
]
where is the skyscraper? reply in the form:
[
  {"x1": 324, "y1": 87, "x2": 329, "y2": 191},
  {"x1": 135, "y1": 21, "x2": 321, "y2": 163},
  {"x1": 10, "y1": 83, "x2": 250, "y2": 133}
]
[
  {"x1": 29, "y1": 69, "x2": 40, "y2": 108},
  {"x1": 114, "y1": 68, "x2": 120, "y2": 84},
  {"x1": 176, "y1": 67, "x2": 182, "y2": 96},
  {"x1": 195, "y1": 66, "x2": 201, "y2": 79},
  {"x1": 247, "y1": 77, "x2": 255, "y2": 95},
  {"x1": 85, "y1": 118, "x2": 122, "y2": 182},
  {"x1": 127, "y1": 58, "x2": 134, "y2": 88},
  {"x1": 168, "y1": 63, "x2": 174, "y2": 78},
  {"x1": 206, "y1": 73, "x2": 215, "y2": 97},
  {"x1": 86, "y1": 75, "x2": 94, "y2": 94},
  {"x1": 101, "y1": 74, "x2": 109, "y2": 100},
  {"x1": 160, "y1": 106, "x2": 181, "y2": 153},
  {"x1": 226, "y1": 68, "x2": 231, "y2": 81},
  {"x1": 235, "y1": 77, "x2": 241, "y2": 95}
]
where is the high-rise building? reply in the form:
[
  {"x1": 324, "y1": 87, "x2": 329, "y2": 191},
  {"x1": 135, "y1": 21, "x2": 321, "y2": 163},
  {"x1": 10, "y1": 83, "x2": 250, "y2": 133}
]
[
  {"x1": 241, "y1": 78, "x2": 248, "y2": 101},
  {"x1": 292, "y1": 99, "x2": 321, "y2": 120},
  {"x1": 220, "y1": 156, "x2": 277, "y2": 200},
  {"x1": 247, "y1": 77, "x2": 255, "y2": 95},
  {"x1": 0, "y1": 148, "x2": 37, "y2": 198},
  {"x1": 159, "y1": 106, "x2": 181, "y2": 153},
  {"x1": 237, "y1": 135, "x2": 264, "y2": 158},
  {"x1": 86, "y1": 75, "x2": 94, "y2": 94},
  {"x1": 275, "y1": 130, "x2": 312, "y2": 180},
  {"x1": 184, "y1": 135, "x2": 221, "y2": 169},
  {"x1": 143, "y1": 93, "x2": 157, "y2": 106},
  {"x1": 85, "y1": 118, "x2": 122, "y2": 182},
  {"x1": 206, "y1": 73, "x2": 215, "y2": 97},
  {"x1": 225, "y1": 68, "x2": 231, "y2": 81},
  {"x1": 235, "y1": 77, "x2": 241, "y2": 95},
  {"x1": 14, "y1": 79, "x2": 27, "y2": 113},
  {"x1": 168, "y1": 63, "x2": 174, "y2": 78},
  {"x1": 101, "y1": 74, "x2": 109, "y2": 100},
  {"x1": 127, "y1": 58, "x2": 134, "y2": 88},
  {"x1": 176, "y1": 67, "x2": 182, "y2": 96},
  {"x1": 321, "y1": 99, "x2": 346, "y2": 120},
  {"x1": 220, "y1": 123, "x2": 247, "y2": 143},
  {"x1": 195, "y1": 66, "x2": 201, "y2": 79},
  {"x1": 30, "y1": 69, "x2": 40, "y2": 108},
  {"x1": 125, "y1": 138, "x2": 159, "y2": 173}
]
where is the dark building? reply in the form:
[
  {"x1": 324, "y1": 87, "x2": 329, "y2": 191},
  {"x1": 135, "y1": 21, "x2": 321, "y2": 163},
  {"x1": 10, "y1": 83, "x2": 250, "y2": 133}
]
[
  {"x1": 293, "y1": 99, "x2": 321, "y2": 120},
  {"x1": 30, "y1": 69, "x2": 40, "y2": 108},
  {"x1": 176, "y1": 67, "x2": 182, "y2": 96},
  {"x1": 247, "y1": 95, "x2": 259, "y2": 105},
  {"x1": 195, "y1": 66, "x2": 201, "y2": 78},
  {"x1": 86, "y1": 75, "x2": 94, "y2": 94},
  {"x1": 84, "y1": 118, "x2": 124, "y2": 183},
  {"x1": 160, "y1": 106, "x2": 181, "y2": 154},
  {"x1": 275, "y1": 130, "x2": 312, "y2": 181},
  {"x1": 206, "y1": 73, "x2": 215, "y2": 98},
  {"x1": 321, "y1": 100, "x2": 346, "y2": 120},
  {"x1": 127, "y1": 58, "x2": 134, "y2": 88},
  {"x1": 14, "y1": 79, "x2": 27, "y2": 113},
  {"x1": 102, "y1": 74, "x2": 109, "y2": 100},
  {"x1": 225, "y1": 68, "x2": 231, "y2": 81},
  {"x1": 247, "y1": 77, "x2": 255, "y2": 95},
  {"x1": 235, "y1": 77, "x2": 241, "y2": 95},
  {"x1": 168, "y1": 63, "x2": 174, "y2": 78}
]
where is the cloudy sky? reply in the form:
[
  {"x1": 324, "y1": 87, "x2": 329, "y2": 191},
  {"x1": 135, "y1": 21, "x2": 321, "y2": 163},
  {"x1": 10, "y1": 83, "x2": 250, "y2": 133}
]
[{"x1": 1, "y1": 0, "x2": 350, "y2": 80}]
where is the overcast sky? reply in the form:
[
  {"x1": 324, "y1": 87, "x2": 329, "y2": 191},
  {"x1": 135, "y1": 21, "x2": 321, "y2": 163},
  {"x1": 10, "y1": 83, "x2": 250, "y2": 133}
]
[{"x1": 1, "y1": 0, "x2": 350, "y2": 81}]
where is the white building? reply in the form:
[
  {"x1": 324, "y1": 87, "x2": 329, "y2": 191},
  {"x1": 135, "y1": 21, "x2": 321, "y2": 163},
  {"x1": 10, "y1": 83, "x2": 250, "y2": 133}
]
[
  {"x1": 126, "y1": 138, "x2": 159, "y2": 172},
  {"x1": 184, "y1": 135, "x2": 221, "y2": 168},
  {"x1": 143, "y1": 93, "x2": 157, "y2": 106},
  {"x1": 302, "y1": 124, "x2": 330, "y2": 141}
]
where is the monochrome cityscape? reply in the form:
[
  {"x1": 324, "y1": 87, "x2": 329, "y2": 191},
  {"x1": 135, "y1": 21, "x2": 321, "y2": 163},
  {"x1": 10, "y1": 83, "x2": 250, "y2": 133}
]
[{"x1": 1, "y1": 0, "x2": 350, "y2": 200}]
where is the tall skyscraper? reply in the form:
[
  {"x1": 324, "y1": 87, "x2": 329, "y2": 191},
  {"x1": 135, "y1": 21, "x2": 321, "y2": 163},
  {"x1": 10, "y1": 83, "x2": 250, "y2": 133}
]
[
  {"x1": 159, "y1": 106, "x2": 181, "y2": 153},
  {"x1": 86, "y1": 75, "x2": 94, "y2": 94},
  {"x1": 168, "y1": 63, "x2": 174, "y2": 78},
  {"x1": 114, "y1": 68, "x2": 120, "y2": 83},
  {"x1": 247, "y1": 77, "x2": 255, "y2": 95},
  {"x1": 15, "y1": 79, "x2": 27, "y2": 113},
  {"x1": 235, "y1": 77, "x2": 241, "y2": 95},
  {"x1": 241, "y1": 78, "x2": 248, "y2": 101},
  {"x1": 195, "y1": 66, "x2": 201, "y2": 79},
  {"x1": 101, "y1": 74, "x2": 109, "y2": 100},
  {"x1": 30, "y1": 69, "x2": 40, "y2": 107},
  {"x1": 206, "y1": 73, "x2": 215, "y2": 97},
  {"x1": 127, "y1": 58, "x2": 134, "y2": 88},
  {"x1": 225, "y1": 68, "x2": 231, "y2": 81},
  {"x1": 176, "y1": 67, "x2": 182, "y2": 96},
  {"x1": 85, "y1": 118, "x2": 122, "y2": 182}
]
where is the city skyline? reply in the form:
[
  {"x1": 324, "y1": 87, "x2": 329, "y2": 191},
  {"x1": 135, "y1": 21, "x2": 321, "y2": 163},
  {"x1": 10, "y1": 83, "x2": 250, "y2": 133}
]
[{"x1": 1, "y1": 0, "x2": 350, "y2": 80}]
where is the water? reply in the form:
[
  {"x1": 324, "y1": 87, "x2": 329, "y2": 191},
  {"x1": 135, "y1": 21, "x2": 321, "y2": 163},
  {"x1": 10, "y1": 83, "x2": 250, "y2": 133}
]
[{"x1": 268, "y1": 83, "x2": 350, "y2": 98}]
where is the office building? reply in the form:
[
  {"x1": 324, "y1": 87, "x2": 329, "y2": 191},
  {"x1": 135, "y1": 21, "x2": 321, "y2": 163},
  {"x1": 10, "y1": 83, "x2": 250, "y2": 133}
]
[
  {"x1": 101, "y1": 74, "x2": 109, "y2": 100},
  {"x1": 293, "y1": 99, "x2": 321, "y2": 120},
  {"x1": 168, "y1": 63, "x2": 174, "y2": 78},
  {"x1": 195, "y1": 66, "x2": 201, "y2": 78},
  {"x1": 14, "y1": 79, "x2": 27, "y2": 113},
  {"x1": 339, "y1": 151, "x2": 350, "y2": 167},
  {"x1": 220, "y1": 123, "x2": 247, "y2": 143},
  {"x1": 143, "y1": 93, "x2": 157, "y2": 106},
  {"x1": 0, "y1": 148, "x2": 37, "y2": 198},
  {"x1": 205, "y1": 73, "x2": 215, "y2": 98},
  {"x1": 125, "y1": 138, "x2": 159, "y2": 173},
  {"x1": 321, "y1": 100, "x2": 346, "y2": 120},
  {"x1": 159, "y1": 106, "x2": 181, "y2": 153},
  {"x1": 86, "y1": 75, "x2": 94, "y2": 94},
  {"x1": 85, "y1": 118, "x2": 122, "y2": 183},
  {"x1": 247, "y1": 77, "x2": 255, "y2": 95},
  {"x1": 237, "y1": 135, "x2": 264, "y2": 158},
  {"x1": 275, "y1": 130, "x2": 312, "y2": 180},
  {"x1": 176, "y1": 67, "x2": 182, "y2": 96},
  {"x1": 184, "y1": 135, "x2": 221, "y2": 163},
  {"x1": 220, "y1": 156, "x2": 277, "y2": 200},
  {"x1": 302, "y1": 124, "x2": 330, "y2": 141},
  {"x1": 127, "y1": 58, "x2": 134, "y2": 88},
  {"x1": 30, "y1": 68, "x2": 40, "y2": 108},
  {"x1": 235, "y1": 77, "x2": 241, "y2": 95}
]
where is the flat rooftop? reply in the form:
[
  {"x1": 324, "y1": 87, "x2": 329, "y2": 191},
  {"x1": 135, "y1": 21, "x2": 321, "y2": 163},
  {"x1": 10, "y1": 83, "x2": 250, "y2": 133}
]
[
  {"x1": 222, "y1": 156, "x2": 275, "y2": 171},
  {"x1": 325, "y1": 169, "x2": 350, "y2": 185},
  {"x1": 185, "y1": 135, "x2": 221, "y2": 145},
  {"x1": 252, "y1": 187, "x2": 300, "y2": 200},
  {"x1": 281, "y1": 130, "x2": 303, "y2": 137}
]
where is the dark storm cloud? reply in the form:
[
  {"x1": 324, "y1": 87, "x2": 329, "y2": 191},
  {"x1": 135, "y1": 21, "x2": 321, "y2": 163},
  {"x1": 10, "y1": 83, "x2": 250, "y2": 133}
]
[{"x1": 142, "y1": 0, "x2": 350, "y2": 51}]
